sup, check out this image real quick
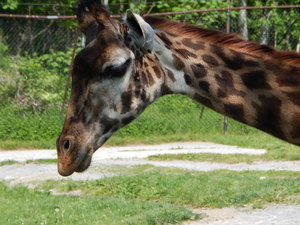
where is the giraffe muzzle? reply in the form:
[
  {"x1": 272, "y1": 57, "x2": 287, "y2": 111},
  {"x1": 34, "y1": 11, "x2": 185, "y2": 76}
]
[{"x1": 56, "y1": 136, "x2": 93, "y2": 176}]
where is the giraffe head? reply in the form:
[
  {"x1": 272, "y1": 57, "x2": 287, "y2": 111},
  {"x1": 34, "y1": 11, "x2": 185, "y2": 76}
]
[{"x1": 56, "y1": 0, "x2": 163, "y2": 176}]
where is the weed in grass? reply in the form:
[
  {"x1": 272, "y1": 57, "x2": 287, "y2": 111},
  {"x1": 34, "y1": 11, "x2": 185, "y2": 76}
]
[{"x1": 0, "y1": 182, "x2": 196, "y2": 225}]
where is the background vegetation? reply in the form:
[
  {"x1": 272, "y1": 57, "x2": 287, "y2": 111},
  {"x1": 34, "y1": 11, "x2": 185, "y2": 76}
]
[{"x1": 0, "y1": 0, "x2": 300, "y2": 149}]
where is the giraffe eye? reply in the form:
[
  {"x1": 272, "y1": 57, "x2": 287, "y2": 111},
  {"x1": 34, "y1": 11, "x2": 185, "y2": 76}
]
[{"x1": 103, "y1": 59, "x2": 131, "y2": 78}]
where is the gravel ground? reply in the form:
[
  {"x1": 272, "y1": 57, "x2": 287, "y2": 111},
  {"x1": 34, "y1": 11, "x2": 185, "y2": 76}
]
[{"x1": 0, "y1": 142, "x2": 299, "y2": 225}]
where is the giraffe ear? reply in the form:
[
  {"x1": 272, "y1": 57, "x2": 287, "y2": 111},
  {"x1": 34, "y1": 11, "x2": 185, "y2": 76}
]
[
  {"x1": 77, "y1": 0, "x2": 110, "y2": 45},
  {"x1": 125, "y1": 10, "x2": 154, "y2": 51}
]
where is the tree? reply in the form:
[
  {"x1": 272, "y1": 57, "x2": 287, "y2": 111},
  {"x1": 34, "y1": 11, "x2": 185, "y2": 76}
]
[{"x1": 238, "y1": 0, "x2": 248, "y2": 40}]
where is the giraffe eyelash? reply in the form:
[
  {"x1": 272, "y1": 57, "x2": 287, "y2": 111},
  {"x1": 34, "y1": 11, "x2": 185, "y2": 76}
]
[{"x1": 103, "y1": 58, "x2": 132, "y2": 78}]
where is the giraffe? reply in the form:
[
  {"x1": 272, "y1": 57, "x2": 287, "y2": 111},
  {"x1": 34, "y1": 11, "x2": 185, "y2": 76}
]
[{"x1": 56, "y1": 0, "x2": 300, "y2": 176}]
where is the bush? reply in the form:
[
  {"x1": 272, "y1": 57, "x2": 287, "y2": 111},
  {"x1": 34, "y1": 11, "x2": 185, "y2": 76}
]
[
  {"x1": 0, "y1": 105, "x2": 63, "y2": 141},
  {"x1": 0, "y1": 49, "x2": 72, "y2": 112},
  {"x1": 0, "y1": 35, "x2": 9, "y2": 68}
]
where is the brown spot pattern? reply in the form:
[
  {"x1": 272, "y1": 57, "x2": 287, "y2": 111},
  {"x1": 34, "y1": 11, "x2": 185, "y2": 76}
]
[
  {"x1": 241, "y1": 71, "x2": 272, "y2": 90},
  {"x1": 121, "y1": 91, "x2": 132, "y2": 114},
  {"x1": 166, "y1": 69, "x2": 176, "y2": 82},
  {"x1": 199, "y1": 81, "x2": 210, "y2": 93},
  {"x1": 147, "y1": 72, "x2": 155, "y2": 86},
  {"x1": 141, "y1": 71, "x2": 148, "y2": 86},
  {"x1": 276, "y1": 66, "x2": 300, "y2": 87},
  {"x1": 224, "y1": 103, "x2": 245, "y2": 122},
  {"x1": 191, "y1": 64, "x2": 207, "y2": 78},
  {"x1": 211, "y1": 44, "x2": 259, "y2": 70},
  {"x1": 101, "y1": 116, "x2": 119, "y2": 135},
  {"x1": 215, "y1": 70, "x2": 246, "y2": 97},
  {"x1": 194, "y1": 93, "x2": 213, "y2": 109},
  {"x1": 291, "y1": 113, "x2": 300, "y2": 139},
  {"x1": 252, "y1": 95, "x2": 284, "y2": 139},
  {"x1": 284, "y1": 92, "x2": 300, "y2": 106},
  {"x1": 157, "y1": 33, "x2": 173, "y2": 46},
  {"x1": 182, "y1": 38, "x2": 205, "y2": 50},
  {"x1": 162, "y1": 84, "x2": 173, "y2": 95},
  {"x1": 172, "y1": 54, "x2": 185, "y2": 70},
  {"x1": 153, "y1": 66, "x2": 162, "y2": 78},
  {"x1": 184, "y1": 74, "x2": 192, "y2": 85},
  {"x1": 202, "y1": 54, "x2": 219, "y2": 66},
  {"x1": 175, "y1": 48, "x2": 197, "y2": 59}
]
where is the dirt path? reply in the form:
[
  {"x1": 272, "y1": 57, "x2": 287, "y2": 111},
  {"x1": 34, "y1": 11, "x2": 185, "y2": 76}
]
[
  {"x1": 0, "y1": 142, "x2": 266, "y2": 162},
  {"x1": 185, "y1": 205, "x2": 300, "y2": 225},
  {"x1": 0, "y1": 142, "x2": 299, "y2": 225}
]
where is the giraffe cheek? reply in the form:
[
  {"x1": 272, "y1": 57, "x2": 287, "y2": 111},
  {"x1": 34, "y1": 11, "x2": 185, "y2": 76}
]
[
  {"x1": 100, "y1": 116, "x2": 119, "y2": 135},
  {"x1": 121, "y1": 91, "x2": 133, "y2": 114}
]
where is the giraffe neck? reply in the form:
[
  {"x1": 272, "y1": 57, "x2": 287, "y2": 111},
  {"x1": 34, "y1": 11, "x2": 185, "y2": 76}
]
[{"x1": 149, "y1": 29, "x2": 300, "y2": 146}]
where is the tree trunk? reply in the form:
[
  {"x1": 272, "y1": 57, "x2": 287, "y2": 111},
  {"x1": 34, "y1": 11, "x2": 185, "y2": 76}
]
[
  {"x1": 102, "y1": 0, "x2": 108, "y2": 6},
  {"x1": 296, "y1": 37, "x2": 300, "y2": 53},
  {"x1": 238, "y1": 0, "x2": 248, "y2": 40},
  {"x1": 260, "y1": 10, "x2": 272, "y2": 45}
]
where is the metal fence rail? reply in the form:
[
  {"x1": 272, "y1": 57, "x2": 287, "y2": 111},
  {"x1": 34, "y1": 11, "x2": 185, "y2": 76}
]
[{"x1": 0, "y1": 6, "x2": 299, "y2": 141}]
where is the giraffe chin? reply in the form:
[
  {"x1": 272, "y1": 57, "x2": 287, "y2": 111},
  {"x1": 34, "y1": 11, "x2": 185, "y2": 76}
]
[{"x1": 58, "y1": 149, "x2": 93, "y2": 177}]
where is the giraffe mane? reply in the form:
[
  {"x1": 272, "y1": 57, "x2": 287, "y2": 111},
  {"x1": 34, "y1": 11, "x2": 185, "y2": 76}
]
[{"x1": 144, "y1": 16, "x2": 300, "y2": 67}]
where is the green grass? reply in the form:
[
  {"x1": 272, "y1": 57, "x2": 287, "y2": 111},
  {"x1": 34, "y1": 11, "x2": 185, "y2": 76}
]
[
  {"x1": 0, "y1": 139, "x2": 58, "y2": 150},
  {"x1": 0, "y1": 159, "x2": 57, "y2": 167},
  {"x1": 0, "y1": 182, "x2": 196, "y2": 225},
  {"x1": 148, "y1": 149, "x2": 300, "y2": 164},
  {"x1": 148, "y1": 153, "x2": 259, "y2": 164},
  {"x1": 0, "y1": 160, "x2": 18, "y2": 166},
  {"x1": 37, "y1": 168, "x2": 300, "y2": 208},
  {"x1": 25, "y1": 158, "x2": 57, "y2": 164}
]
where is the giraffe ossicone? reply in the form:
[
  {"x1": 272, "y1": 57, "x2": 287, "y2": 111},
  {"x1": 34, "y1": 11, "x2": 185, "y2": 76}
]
[{"x1": 56, "y1": 0, "x2": 300, "y2": 176}]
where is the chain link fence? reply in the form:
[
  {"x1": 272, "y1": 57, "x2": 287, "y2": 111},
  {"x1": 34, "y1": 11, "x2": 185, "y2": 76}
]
[{"x1": 0, "y1": 6, "x2": 299, "y2": 143}]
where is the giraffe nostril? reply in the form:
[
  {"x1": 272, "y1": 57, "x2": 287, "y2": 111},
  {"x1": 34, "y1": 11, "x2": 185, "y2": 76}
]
[{"x1": 63, "y1": 139, "x2": 71, "y2": 154}]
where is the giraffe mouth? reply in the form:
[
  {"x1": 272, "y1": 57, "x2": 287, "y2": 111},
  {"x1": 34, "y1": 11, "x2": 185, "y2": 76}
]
[
  {"x1": 58, "y1": 146, "x2": 94, "y2": 176},
  {"x1": 74, "y1": 151, "x2": 93, "y2": 173}
]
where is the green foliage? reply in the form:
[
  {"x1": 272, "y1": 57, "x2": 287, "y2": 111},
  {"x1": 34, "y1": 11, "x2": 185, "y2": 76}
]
[
  {"x1": 1, "y1": 0, "x2": 18, "y2": 10},
  {"x1": 0, "y1": 35, "x2": 9, "y2": 68},
  {"x1": 16, "y1": 51, "x2": 70, "y2": 111},
  {"x1": 0, "y1": 0, "x2": 76, "y2": 15},
  {"x1": 0, "y1": 106, "x2": 63, "y2": 141},
  {"x1": 0, "y1": 47, "x2": 71, "y2": 111}
]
